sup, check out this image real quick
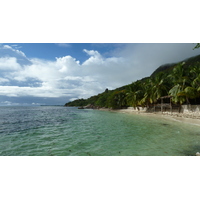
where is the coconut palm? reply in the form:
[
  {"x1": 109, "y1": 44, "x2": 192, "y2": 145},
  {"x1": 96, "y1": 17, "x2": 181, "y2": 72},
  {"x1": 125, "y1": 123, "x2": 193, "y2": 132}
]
[
  {"x1": 139, "y1": 72, "x2": 169, "y2": 107},
  {"x1": 139, "y1": 79, "x2": 154, "y2": 107},
  {"x1": 126, "y1": 81, "x2": 144, "y2": 108},
  {"x1": 107, "y1": 90, "x2": 127, "y2": 109},
  {"x1": 169, "y1": 84, "x2": 197, "y2": 104},
  {"x1": 177, "y1": 86, "x2": 198, "y2": 103},
  {"x1": 168, "y1": 63, "x2": 190, "y2": 104},
  {"x1": 115, "y1": 90, "x2": 127, "y2": 108},
  {"x1": 150, "y1": 72, "x2": 169, "y2": 102},
  {"x1": 168, "y1": 63, "x2": 189, "y2": 85},
  {"x1": 190, "y1": 63, "x2": 200, "y2": 96}
]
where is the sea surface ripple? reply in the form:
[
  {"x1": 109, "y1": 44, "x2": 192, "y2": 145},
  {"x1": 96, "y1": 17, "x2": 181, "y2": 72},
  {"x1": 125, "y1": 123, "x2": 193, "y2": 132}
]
[{"x1": 0, "y1": 106, "x2": 199, "y2": 156}]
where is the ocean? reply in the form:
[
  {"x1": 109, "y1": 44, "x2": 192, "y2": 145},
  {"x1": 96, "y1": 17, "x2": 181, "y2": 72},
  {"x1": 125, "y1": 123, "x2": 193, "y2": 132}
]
[{"x1": 0, "y1": 106, "x2": 199, "y2": 156}]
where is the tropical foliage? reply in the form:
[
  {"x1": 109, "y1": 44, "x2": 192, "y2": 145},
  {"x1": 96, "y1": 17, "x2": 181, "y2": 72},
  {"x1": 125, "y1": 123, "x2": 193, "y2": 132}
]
[
  {"x1": 194, "y1": 43, "x2": 200, "y2": 49},
  {"x1": 65, "y1": 55, "x2": 200, "y2": 108}
]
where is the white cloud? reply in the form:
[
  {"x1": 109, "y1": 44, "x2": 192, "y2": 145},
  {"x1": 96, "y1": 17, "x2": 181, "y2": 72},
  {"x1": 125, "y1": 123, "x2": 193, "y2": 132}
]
[
  {"x1": 0, "y1": 45, "x2": 32, "y2": 67},
  {"x1": 0, "y1": 77, "x2": 9, "y2": 83},
  {"x1": 83, "y1": 49, "x2": 101, "y2": 57},
  {"x1": 1, "y1": 44, "x2": 200, "y2": 105},
  {"x1": 0, "y1": 47, "x2": 122, "y2": 99},
  {"x1": 56, "y1": 56, "x2": 80, "y2": 74},
  {"x1": 0, "y1": 57, "x2": 22, "y2": 71},
  {"x1": 2, "y1": 45, "x2": 27, "y2": 58},
  {"x1": 0, "y1": 85, "x2": 71, "y2": 98},
  {"x1": 82, "y1": 49, "x2": 104, "y2": 65},
  {"x1": 81, "y1": 49, "x2": 127, "y2": 89}
]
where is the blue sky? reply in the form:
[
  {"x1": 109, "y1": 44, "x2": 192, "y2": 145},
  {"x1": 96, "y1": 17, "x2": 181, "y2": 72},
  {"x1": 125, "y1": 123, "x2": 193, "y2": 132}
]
[
  {"x1": 2, "y1": 43, "x2": 125, "y2": 63},
  {"x1": 0, "y1": 43, "x2": 200, "y2": 106}
]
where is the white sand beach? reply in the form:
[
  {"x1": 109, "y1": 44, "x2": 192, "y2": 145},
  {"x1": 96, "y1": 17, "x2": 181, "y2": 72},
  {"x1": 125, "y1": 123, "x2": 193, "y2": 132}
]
[{"x1": 99, "y1": 107, "x2": 200, "y2": 127}]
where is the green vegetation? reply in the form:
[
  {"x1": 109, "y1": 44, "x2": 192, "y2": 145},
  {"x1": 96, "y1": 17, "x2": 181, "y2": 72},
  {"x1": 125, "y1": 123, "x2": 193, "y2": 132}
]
[
  {"x1": 194, "y1": 43, "x2": 200, "y2": 49},
  {"x1": 65, "y1": 54, "x2": 200, "y2": 109}
]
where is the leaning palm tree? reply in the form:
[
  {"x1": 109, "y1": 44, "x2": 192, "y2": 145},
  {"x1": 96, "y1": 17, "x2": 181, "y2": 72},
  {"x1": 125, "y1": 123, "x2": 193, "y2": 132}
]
[
  {"x1": 177, "y1": 86, "x2": 198, "y2": 104},
  {"x1": 169, "y1": 84, "x2": 189, "y2": 104}
]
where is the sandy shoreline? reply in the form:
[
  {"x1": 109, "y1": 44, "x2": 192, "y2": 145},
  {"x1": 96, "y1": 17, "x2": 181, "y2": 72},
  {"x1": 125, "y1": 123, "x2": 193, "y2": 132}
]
[
  {"x1": 99, "y1": 108, "x2": 200, "y2": 127},
  {"x1": 97, "y1": 108, "x2": 200, "y2": 156}
]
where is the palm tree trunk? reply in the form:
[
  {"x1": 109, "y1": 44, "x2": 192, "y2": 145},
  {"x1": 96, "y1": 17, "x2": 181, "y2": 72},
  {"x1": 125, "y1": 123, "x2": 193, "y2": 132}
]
[{"x1": 170, "y1": 98, "x2": 172, "y2": 115}]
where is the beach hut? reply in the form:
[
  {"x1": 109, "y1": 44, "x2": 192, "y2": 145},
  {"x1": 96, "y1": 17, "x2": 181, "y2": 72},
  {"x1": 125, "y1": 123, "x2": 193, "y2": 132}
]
[{"x1": 159, "y1": 95, "x2": 173, "y2": 113}]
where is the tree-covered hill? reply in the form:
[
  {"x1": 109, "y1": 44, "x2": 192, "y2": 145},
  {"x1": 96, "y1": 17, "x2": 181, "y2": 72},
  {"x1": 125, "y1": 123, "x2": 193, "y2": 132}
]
[
  {"x1": 65, "y1": 54, "x2": 200, "y2": 108},
  {"x1": 150, "y1": 54, "x2": 200, "y2": 77}
]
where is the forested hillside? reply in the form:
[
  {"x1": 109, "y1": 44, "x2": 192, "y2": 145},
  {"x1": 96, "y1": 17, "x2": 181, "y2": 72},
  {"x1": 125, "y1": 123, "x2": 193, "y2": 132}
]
[{"x1": 65, "y1": 54, "x2": 200, "y2": 108}]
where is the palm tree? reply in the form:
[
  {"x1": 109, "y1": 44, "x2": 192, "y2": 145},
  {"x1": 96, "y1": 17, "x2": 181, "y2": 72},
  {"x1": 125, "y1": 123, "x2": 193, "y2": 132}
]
[
  {"x1": 115, "y1": 90, "x2": 127, "y2": 108},
  {"x1": 177, "y1": 86, "x2": 198, "y2": 103},
  {"x1": 190, "y1": 62, "x2": 200, "y2": 96},
  {"x1": 150, "y1": 72, "x2": 169, "y2": 102},
  {"x1": 107, "y1": 90, "x2": 127, "y2": 109},
  {"x1": 139, "y1": 72, "x2": 169, "y2": 108},
  {"x1": 139, "y1": 78, "x2": 154, "y2": 107},
  {"x1": 169, "y1": 84, "x2": 189, "y2": 104},
  {"x1": 168, "y1": 63, "x2": 190, "y2": 104},
  {"x1": 126, "y1": 81, "x2": 144, "y2": 108}
]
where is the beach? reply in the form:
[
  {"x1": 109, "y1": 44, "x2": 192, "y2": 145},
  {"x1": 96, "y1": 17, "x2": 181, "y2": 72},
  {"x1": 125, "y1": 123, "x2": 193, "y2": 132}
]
[{"x1": 99, "y1": 107, "x2": 200, "y2": 127}]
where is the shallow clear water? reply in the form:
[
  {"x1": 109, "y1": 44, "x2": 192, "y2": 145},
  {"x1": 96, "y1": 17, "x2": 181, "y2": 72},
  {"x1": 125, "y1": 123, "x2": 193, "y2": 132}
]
[{"x1": 0, "y1": 106, "x2": 200, "y2": 156}]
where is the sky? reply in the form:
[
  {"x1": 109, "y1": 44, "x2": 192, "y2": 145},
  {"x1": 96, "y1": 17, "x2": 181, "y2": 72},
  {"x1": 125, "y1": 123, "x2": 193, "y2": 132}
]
[
  {"x1": 1, "y1": 1, "x2": 200, "y2": 199},
  {"x1": 0, "y1": 43, "x2": 200, "y2": 106}
]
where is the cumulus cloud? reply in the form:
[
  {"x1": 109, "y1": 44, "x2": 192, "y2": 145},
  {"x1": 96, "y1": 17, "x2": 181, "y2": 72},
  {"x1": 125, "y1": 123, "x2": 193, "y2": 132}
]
[
  {"x1": 0, "y1": 44, "x2": 200, "y2": 105},
  {"x1": 0, "y1": 57, "x2": 22, "y2": 71},
  {"x1": 82, "y1": 49, "x2": 126, "y2": 88},
  {"x1": 56, "y1": 56, "x2": 80, "y2": 74},
  {"x1": 0, "y1": 45, "x2": 108, "y2": 101}
]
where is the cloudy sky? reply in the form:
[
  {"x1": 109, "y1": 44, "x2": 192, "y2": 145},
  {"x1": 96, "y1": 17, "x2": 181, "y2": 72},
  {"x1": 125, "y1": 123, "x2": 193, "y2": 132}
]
[{"x1": 0, "y1": 43, "x2": 200, "y2": 106}]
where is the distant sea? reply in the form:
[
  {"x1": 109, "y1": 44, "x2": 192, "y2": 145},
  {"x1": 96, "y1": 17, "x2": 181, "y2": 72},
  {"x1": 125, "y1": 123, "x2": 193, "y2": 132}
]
[{"x1": 0, "y1": 106, "x2": 199, "y2": 156}]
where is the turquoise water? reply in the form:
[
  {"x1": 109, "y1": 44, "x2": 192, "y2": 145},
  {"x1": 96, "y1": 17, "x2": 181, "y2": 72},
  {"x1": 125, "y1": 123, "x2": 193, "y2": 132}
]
[{"x1": 0, "y1": 106, "x2": 200, "y2": 156}]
